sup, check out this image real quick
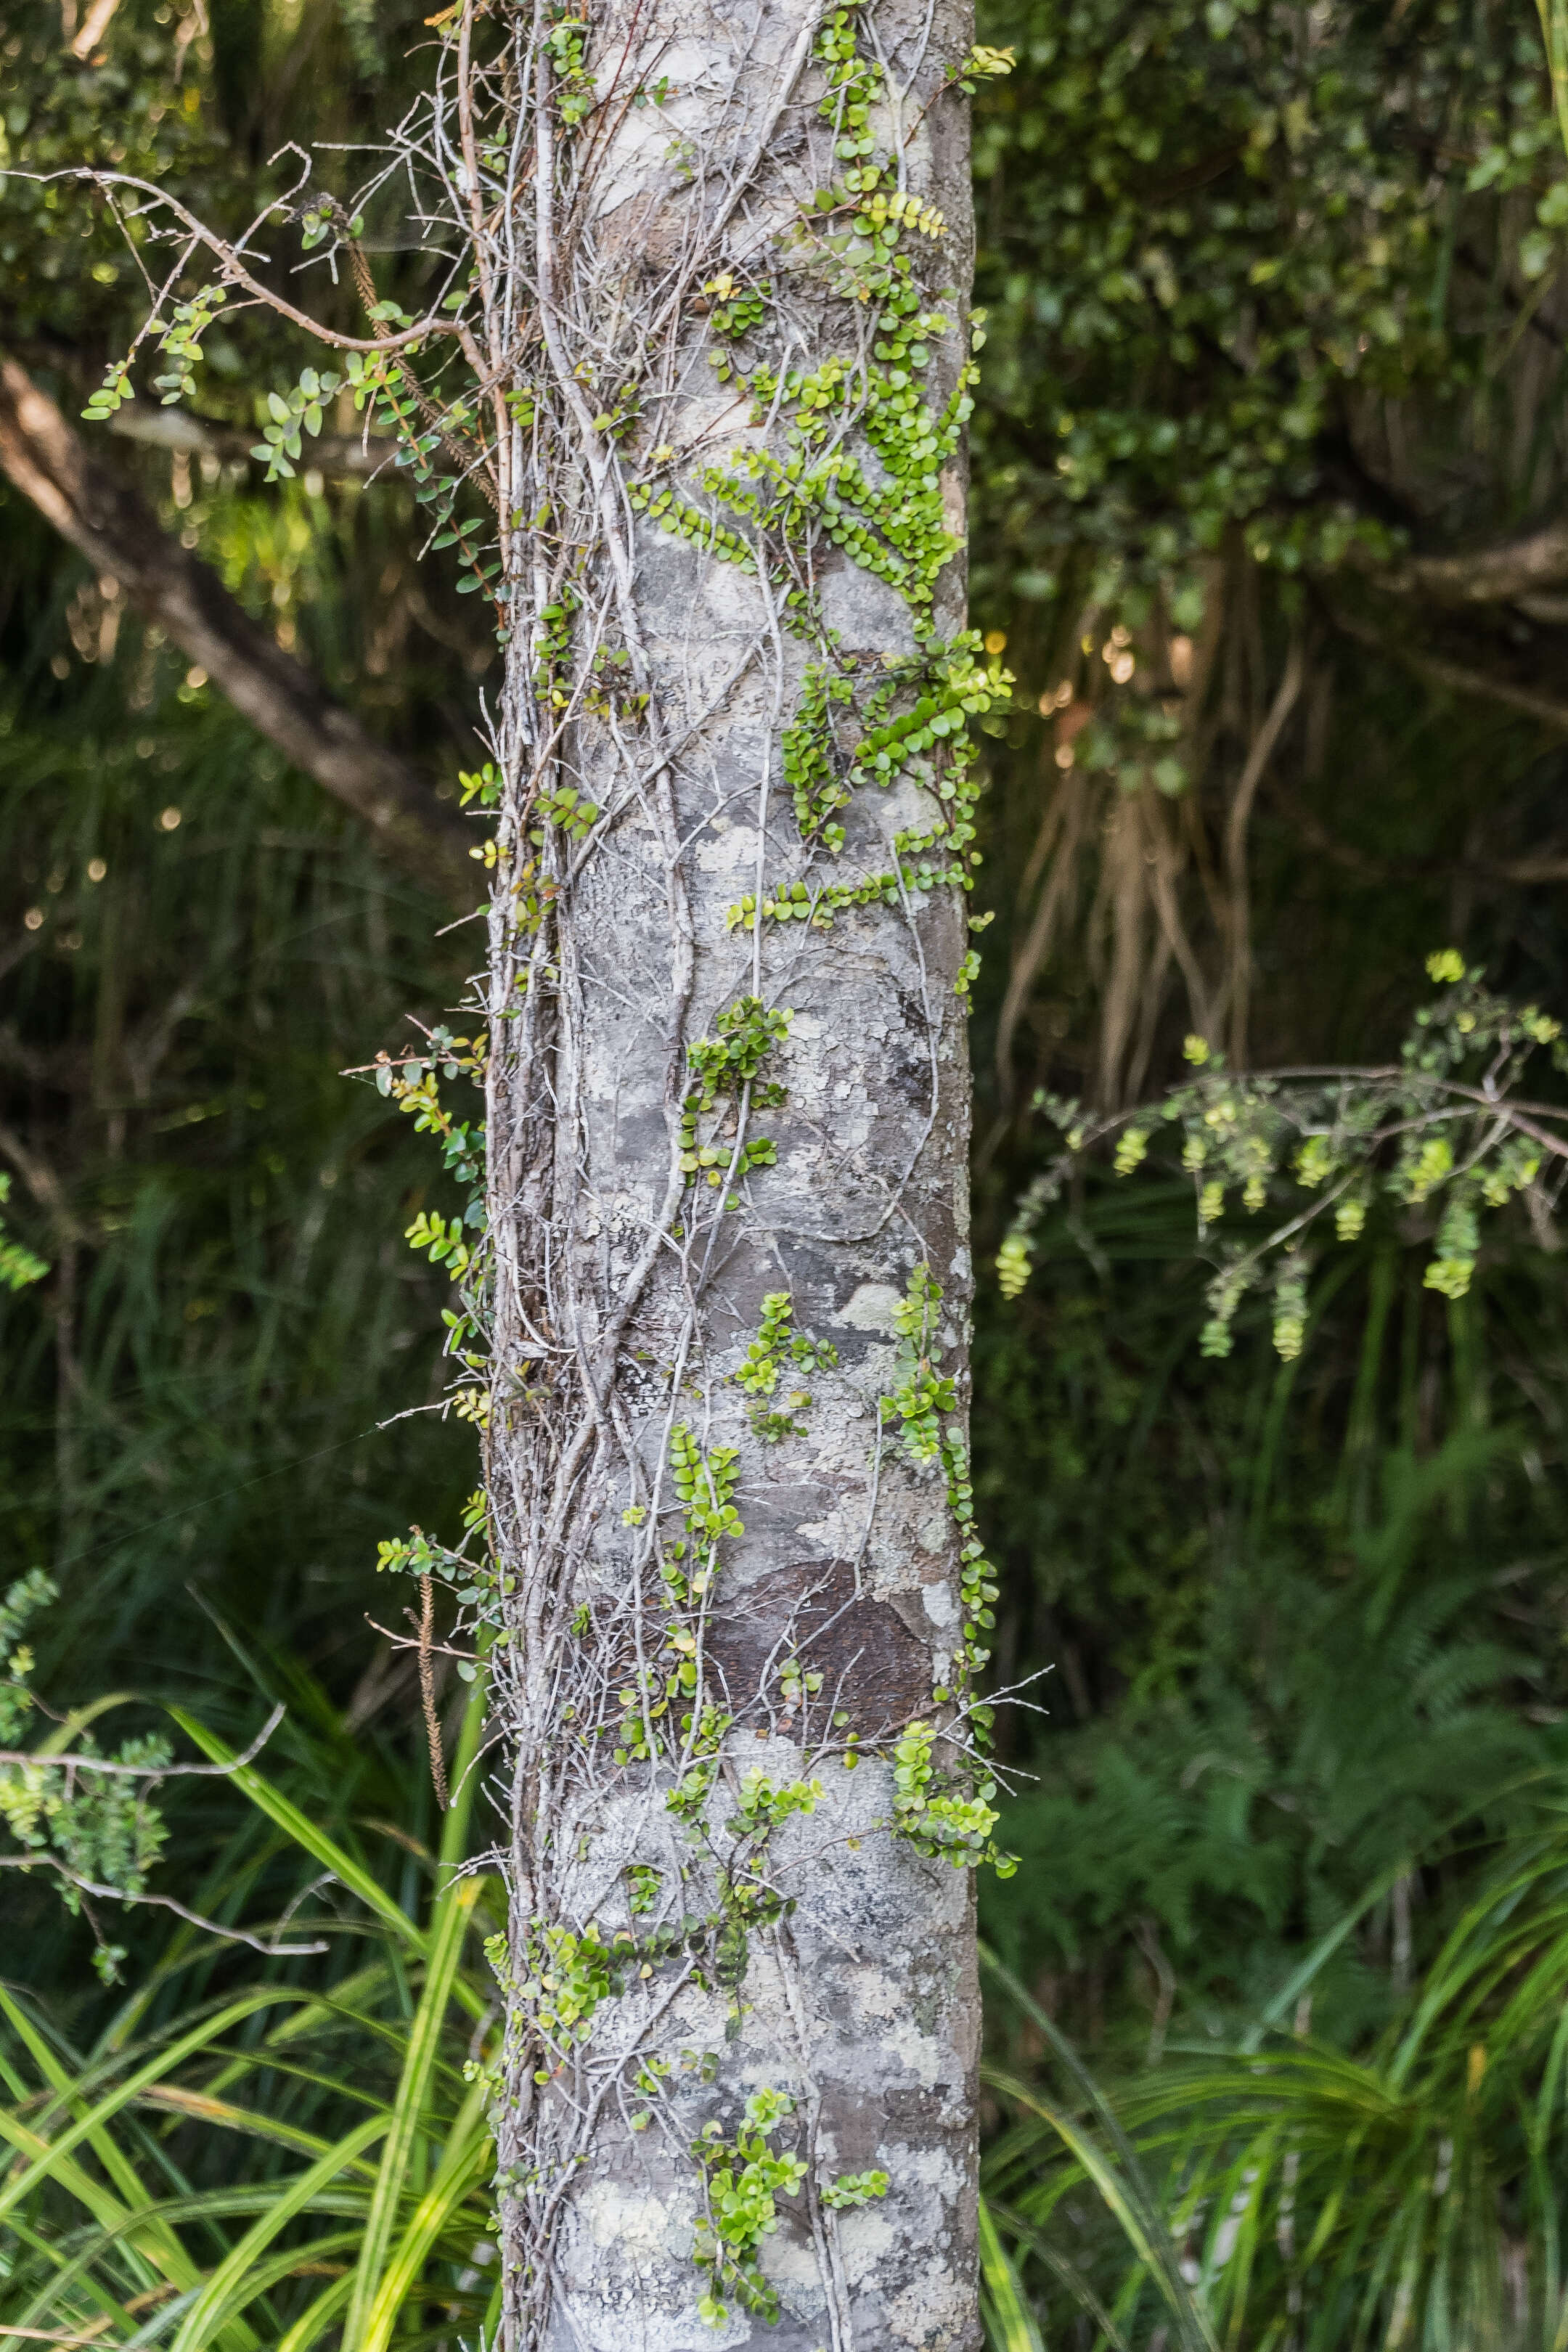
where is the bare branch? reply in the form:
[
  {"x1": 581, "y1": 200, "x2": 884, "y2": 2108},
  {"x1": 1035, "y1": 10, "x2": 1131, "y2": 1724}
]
[
  {"x1": 1220, "y1": 634, "x2": 1305, "y2": 1066},
  {"x1": 38, "y1": 166, "x2": 459, "y2": 357},
  {"x1": 0, "y1": 1853, "x2": 330, "y2": 1956},
  {"x1": 0, "y1": 1116, "x2": 86, "y2": 1243},
  {"x1": 1328, "y1": 598, "x2": 1568, "y2": 740},
  {"x1": 0, "y1": 1703, "x2": 289, "y2": 1780},
  {"x1": 0, "y1": 2329, "x2": 119, "y2": 2347},
  {"x1": 1267, "y1": 776, "x2": 1568, "y2": 889}
]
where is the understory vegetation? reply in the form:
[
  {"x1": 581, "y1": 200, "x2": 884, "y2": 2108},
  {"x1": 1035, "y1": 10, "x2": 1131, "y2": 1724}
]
[{"x1": 8, "y1": 0, "x2": 1568, "y2": 2341}]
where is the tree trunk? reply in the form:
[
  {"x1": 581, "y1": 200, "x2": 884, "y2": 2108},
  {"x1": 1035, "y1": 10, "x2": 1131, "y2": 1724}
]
[
  {"x1": 415, "y1": 1, "x2": 998, "y2": 2341},
  {"x1": 63, "y1": 0, "x2": 1001, "y2": 2314}
]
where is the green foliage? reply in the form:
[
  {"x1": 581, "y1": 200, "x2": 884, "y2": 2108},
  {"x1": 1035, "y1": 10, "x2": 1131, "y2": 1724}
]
[
  {"x1": 734, "y1": 1290, "x2": 838, "y2": 1440},
  {"x1": 690, "y1": 2087, "x2": 808, "y2": 2326},
  {"x1": 971, "y1": 1249, "x2": 1565, "y2": 2333},
  {"x1": 626, "y1": 1861, "x2": 661, "y2": 1916},
  {"x1": 891, "y1": 1262, "x2": 959, "y2": 1462},
  {"x1": 970, "y1": 0, "x2": 1568, "y2": 603},
  {"x1": 990, "y1": 1464, "x2": 1545, "y2": 2008},
  {"x1": 341, "y1": 351, "x2": 504, "y2": 614},
  {"x1": 974, "y1": 1159, "x2": 1568, "y2": 2043},
  {"x1": 685, "y1": 997, "x2": 791, "y2": 1110},
  {"x1": 249, "y1": 366, "x2": 346, "y2": 483},
  {"x1": 0, "y1": 462, "x2": 480, "y2": 1969},
  {"x1": 884, "y1": 1264, "x2": 1005, "y2": 1710},
  {"x1": 781, "y1": 661, "x2": 855, "y2": 852},
  {"x1": 892, "y1": 1717, "x2": 1008, "y2": 1871},
  {"x1": 543, "y1": 10, "x2": 595, "y2": 126},
  {"x1": 18, "y1": 2, "x2": 1568, "y2": 2340},
  {"x1": 823, "y1": 2167, "x2": 891, "y2": 2208},
  {"x1": 0, "y1": 1572, "x2": 54, "y2": 1740},
  {"x1": 730, "y1": 634, "x2": 1010, "y2": 932},
  {"x1": 531, "y1": 781, "x2": 600, "y2": 844},
  {"x1": 0, "y1": 1676, "x2": 501, "y2": 2352},
  {"x1": 0, "y1": 677, "x2": 473, "y2": 1710},
  {"x1": 1, "y1": 1575, "x2": 172, "y2": 1967},
  {"x1": 702, "y1": 270, "x2": 770, "y2": 343},
  {"x1": 978, "y1": 2195, "x2": 1048, "y2": 2352},
  {"x1": 1000, "y1": 963, "x2": 1568, "y2": 1355},
  {"x1": 0, "y1": 1177, "x2": 46, "y2": 1296},
  {"x1": 1, "y1": 7, "x2": 226, "y2": 357},
  {"x1": 509, "y1": 1918, "x2": 639, "y2": 2054},
  {"x1": 4, "y1": 0, "x2": 455, "y2": 452},
  {"x1": 677, "y1": 999, "x2": 791, "y2": 1191},
  {"x1": 727, "y1": 1768, "x2": 825, "y2": 1838},
  {"x1": 687, "y1": 2077, "x2": 889, "y2": 2324},
  {"x1": 150, "y1": 285, "x2": 232, "y2": 409},
  {"x1": 954, "y1": 44, "x2": 1018, "y2": 94},
  {"x1": 669, "y1": 1424, "x2": 744, "y2": 1552},
  {"x1": 404, "y1": 1206, "x2": 474, "y2": 1281},
  {"x1": 984, "y1": 1797, "x2": 1568, "y2": 2351}
]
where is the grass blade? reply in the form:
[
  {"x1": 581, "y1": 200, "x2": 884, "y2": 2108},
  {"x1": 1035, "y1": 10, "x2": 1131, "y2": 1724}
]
[
  {"x1": 0, "y1": 1990, "x2": 298, "y2": 2230},
  {"x1": 274, "y1": 2270, "x2": 355, "y2": 2352},
  {"x1": 341, "y1": 1873, "x2": 484, "y2": 2345},
  {"x1": 981, "y1": 1945, "x2": 1218, "y2": 2352},
  {"x1": 359, "y1": 2075, "x2": 494, "y2": 2352},
  {"x1": 167, "y1": 1708, "x2": 431, "y2": 1961},
  {"x1": 979, "y1": 2192, "x2": 1048, "y2": 2352},
  {"x1": 165, "y1": 2115, "x2": 387, "y2": 2351}
]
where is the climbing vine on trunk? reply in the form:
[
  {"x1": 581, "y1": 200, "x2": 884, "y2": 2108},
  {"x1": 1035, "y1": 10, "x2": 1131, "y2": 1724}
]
[{"x1": 65, "y1": 0, "x2": 1015, "y2": 2338}]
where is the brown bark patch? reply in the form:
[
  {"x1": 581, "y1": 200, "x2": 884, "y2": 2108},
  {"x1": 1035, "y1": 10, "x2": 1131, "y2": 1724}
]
[{"x1": 709, "y1": 1559, "x2": 931, "y2": 1734}]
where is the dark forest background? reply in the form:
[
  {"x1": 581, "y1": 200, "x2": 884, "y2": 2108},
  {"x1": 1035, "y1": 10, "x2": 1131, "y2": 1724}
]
[{"x1": 9, "y1": 0, "x2": 1568, "y2": 2341}]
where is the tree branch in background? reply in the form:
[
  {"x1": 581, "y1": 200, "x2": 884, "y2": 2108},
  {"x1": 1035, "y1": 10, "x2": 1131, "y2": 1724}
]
[
  {"x1": 1362, "y1": 518, "x2": 1568, "y2": 605},
  {"x1": 0, "y1": 1852, "x2": 330, "y2": 1959},
  {"x1": 68, "y1": 0, "x2": 125, "y2": 62},
  {"x1": 1219, "y1": 634, "x2": 1304, "y2": 1067},
  {"x1": 1266, "y1": 777, "x2": 1568, "y2": 889},
  {"x1": 0, "y1": 357, "x2": 475, "y2": 909},
  {"x1": 1330, "y1": 597, "x2": 1568, "y2": 740},
  {"x1": 1392, "y1": 638, "x2": 1568, "y2": 735},
  {"x1": 1326, "y1": 603, "x2": 1568, "y2": 874},
  {"x1": 105, "y1": 395, "x2": 399, "y2": 481}
]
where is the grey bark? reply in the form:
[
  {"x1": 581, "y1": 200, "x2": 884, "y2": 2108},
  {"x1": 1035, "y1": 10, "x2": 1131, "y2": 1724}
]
[{"x1": 460, "y1": 0, "x2": 986, "y2": 2343}]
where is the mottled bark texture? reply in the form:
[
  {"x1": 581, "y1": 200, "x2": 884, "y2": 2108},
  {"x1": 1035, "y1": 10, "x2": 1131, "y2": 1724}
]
[{"x1": 465, "y1": 0, "x2": 991, "y2": 2342}]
